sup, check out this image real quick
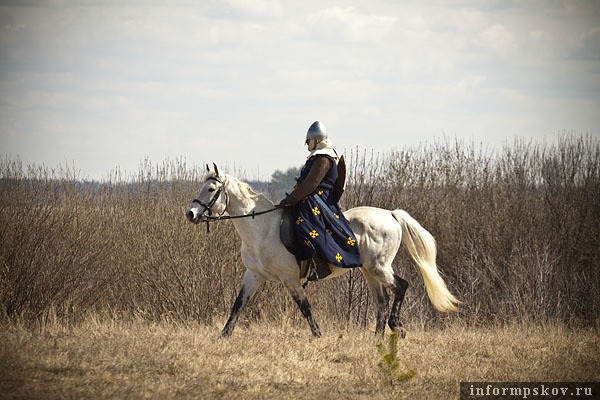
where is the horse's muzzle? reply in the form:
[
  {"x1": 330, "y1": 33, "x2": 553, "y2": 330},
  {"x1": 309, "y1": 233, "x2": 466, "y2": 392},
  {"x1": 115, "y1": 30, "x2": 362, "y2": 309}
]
[
  {"x1": 186, "y1": 208, "x2": 202, "y2": 224},
  {"x1": 186, "y1": 210, "x2": 194, "y2": 222}
]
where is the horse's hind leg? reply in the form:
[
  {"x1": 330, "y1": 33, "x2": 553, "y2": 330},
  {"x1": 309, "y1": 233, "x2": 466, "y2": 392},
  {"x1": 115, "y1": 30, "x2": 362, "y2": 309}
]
[
  {"x1": 221, "y1": 271, "x2": 264, "y2": 338},
  {"x1": 364, "y1": 276, "x2": 389, "y2": 336},
  {"x1": 282, "y1": 279, "x2": 321, "y2": 337},
  {"x1": 388, "y1": 274, "x2": 409, "y2": 335}
]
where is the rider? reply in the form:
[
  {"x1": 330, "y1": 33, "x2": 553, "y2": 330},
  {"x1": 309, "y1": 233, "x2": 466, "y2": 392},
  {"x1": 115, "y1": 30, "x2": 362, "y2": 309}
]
[{"x1": 279, "y1": 121, "x2": 362, "y2": 280}]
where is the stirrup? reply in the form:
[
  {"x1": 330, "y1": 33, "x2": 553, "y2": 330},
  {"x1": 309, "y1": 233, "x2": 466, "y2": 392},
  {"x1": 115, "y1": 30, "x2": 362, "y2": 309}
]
[
  {"x1": 306, "y1": 255, "x2": 332, "y2": 282},
  {"x1": 299, "y1": 259, "x2": 313, "y2": 280}
]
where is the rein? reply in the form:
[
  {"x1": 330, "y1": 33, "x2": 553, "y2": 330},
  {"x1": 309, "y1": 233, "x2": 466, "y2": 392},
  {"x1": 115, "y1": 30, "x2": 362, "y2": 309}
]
[
  {"x1": 192, "y1": 176, "x2": 284, "y2": 233},
  {"x1": 201, "y1": 205, "x2": 284, "y2": 233}
]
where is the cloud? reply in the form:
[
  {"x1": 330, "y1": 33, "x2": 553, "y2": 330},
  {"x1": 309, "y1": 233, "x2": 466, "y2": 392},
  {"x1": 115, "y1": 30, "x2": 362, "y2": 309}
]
[
  {"x1": 207, "y1": 20, "x2": 266, "y2": 46},
  {"x1": 480, "y1": 23, "x2": 517, "y2": 54},
  {"x1": 1, "y1": 1, "x2": 598, "y2": 180},
  {"x1": 578, "y1": 27, "x2": 600, "y2": 59},
  {"x1": 306, "y1": 6, "x2": 397, "y2": 42},
  {"x1": 226, "y1": 0, "x2": 282, "y2": 18},
  {"x1": 450, "y1": 7, "x2": 488, "y2": 32}
]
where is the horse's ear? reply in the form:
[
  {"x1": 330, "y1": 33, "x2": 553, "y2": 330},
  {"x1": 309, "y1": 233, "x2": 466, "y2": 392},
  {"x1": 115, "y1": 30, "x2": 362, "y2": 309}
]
[
  {"x1": 213, "y1": 163, "x2": 220, "y2": 177},
  {"x1": 206, "y1": 164, "x2": 210, "y2": 173}
]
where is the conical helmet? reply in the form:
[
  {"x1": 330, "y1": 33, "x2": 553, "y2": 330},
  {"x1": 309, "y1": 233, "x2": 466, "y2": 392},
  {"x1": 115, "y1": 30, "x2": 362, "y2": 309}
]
[{"x1": 306, "y1": 121, "x2": 327, "y2": 142}]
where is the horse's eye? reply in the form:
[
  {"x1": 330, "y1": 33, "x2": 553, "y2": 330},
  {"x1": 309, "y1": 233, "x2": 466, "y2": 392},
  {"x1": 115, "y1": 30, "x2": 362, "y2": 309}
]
[{"x1": 208, "y1": 188, "x2": 215, "y2": 193}]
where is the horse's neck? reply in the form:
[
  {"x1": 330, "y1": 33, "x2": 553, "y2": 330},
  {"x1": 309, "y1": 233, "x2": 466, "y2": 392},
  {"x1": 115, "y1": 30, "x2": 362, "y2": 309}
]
[
  {"x1": 224, "y1": 176, "x2": 278, "y2": 241},
  {"x1": 224, "y1": 175, "x2": 273, "y2": 214}
]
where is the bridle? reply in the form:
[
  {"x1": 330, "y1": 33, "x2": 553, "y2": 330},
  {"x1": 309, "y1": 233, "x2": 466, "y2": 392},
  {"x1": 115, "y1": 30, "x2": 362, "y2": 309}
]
[
  {"x1": 191, "y1": 175, "x2": 283, "y2": 233},
  {"x1": 192, "y1": 176, "x2": 228, "y2": 218}
]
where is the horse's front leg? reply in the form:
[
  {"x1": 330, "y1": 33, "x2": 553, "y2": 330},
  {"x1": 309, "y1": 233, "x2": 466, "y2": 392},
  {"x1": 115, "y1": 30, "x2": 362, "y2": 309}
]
[
  {"x1": 221, "y1": 270, "x2": 264, "y2": 338},
  {"x1": 282, "y1": 278, "x2": 322, "y2": 337}
]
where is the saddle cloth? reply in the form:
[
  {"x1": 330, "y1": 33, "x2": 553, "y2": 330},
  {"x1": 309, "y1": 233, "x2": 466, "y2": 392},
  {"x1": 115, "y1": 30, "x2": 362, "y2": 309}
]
[{"x1": 280, "y1": 208, "x2": 315, "y2": 279}]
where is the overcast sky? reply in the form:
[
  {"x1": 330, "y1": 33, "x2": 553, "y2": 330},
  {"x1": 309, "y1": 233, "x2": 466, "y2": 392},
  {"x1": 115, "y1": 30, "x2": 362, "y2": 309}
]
[{"x1": 1, "y1": 0, "x2": 599, "y2": 181}]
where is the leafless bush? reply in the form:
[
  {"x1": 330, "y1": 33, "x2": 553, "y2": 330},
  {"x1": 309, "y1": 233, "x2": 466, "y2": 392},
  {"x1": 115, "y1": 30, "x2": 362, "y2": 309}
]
[
  {"x1": 1, "y1": 134, "x2": 598, "y2": 328},
  {"x1": 341, "y1": 135, "x2": 599, "y2": 326}
]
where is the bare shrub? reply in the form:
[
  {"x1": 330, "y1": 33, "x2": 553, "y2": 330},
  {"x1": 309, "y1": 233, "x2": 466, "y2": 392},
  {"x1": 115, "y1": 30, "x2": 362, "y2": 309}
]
[{"x1": 1, "y1": 134, "x2": 598, "y2": 328}]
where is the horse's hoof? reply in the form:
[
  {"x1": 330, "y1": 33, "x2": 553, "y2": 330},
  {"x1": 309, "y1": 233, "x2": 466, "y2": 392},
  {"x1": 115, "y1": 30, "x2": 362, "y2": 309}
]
[
  {"x1": 398, "y1": 328, "x2": 406, "y2": 339},
  {"x1": 220, "y1": 327, "x2": 233, "y2": 339}
]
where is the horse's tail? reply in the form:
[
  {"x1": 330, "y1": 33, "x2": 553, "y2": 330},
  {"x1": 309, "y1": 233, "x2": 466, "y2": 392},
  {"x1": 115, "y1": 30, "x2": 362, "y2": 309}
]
[{"x1": 391, "y1": 209, "x2": 460, "y2": 312}]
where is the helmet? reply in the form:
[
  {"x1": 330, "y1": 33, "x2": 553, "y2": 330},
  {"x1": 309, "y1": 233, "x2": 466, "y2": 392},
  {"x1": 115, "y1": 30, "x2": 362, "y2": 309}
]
[{"x1": 306, "y1": 121, "x2": 327, "y2": 142}]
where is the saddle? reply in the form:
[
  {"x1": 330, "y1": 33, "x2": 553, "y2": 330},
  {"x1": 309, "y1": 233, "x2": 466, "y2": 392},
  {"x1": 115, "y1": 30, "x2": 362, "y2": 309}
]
[
  {"x1": 280, "y1": 208, "x2": 331, "y2": 281},
  {"x1": 280, "y1": 207, "x2": 296, "y2": 256}
]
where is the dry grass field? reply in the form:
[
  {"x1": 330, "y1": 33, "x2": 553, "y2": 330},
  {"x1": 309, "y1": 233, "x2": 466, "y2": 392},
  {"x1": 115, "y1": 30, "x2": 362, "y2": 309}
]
[
  {"x1": 1, "y1": 318, "x2": 598, "y2": 399},
  {"x1": 1, "y1": 136, "x2": 599, "y2": 399}
]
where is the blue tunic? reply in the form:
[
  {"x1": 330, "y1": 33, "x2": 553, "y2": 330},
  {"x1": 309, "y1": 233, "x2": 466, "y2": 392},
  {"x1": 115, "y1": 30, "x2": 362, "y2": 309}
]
[{"x1": 291, "y1": 155, "x2": 362, "y2": 268}]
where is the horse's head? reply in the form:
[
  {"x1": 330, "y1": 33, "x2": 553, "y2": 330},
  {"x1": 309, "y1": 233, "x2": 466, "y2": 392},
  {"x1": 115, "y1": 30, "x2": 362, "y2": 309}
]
[{"x1": 186, "y1": 163, "x2": 228, "y2": 224}]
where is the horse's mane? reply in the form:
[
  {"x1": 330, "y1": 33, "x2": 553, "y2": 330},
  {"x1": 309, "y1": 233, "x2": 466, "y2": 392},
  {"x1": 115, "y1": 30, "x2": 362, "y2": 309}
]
[
  {"x1": 230, "y1": 175, "x2": 275, "y2": 207},
  {"x1": 235, "y1": 178, "x2": 261, "y2": 200},
  {"x1": 204, "y1": 172, "x2": 274, "y2": 207}
]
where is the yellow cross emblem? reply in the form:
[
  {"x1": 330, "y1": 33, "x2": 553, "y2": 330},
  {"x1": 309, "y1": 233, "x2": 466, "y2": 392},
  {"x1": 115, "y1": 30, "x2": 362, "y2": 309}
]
[
  {"x1": 312, "y1": 207, "x2": 320, "y2": 216},
  {"x1": 309, "y1": 230, "x2": 319, "y2": 239},
  {"x1": 347, "y1": 237, "x2": 356, "y2": 247},
  {"x1": 335, "y1": 253, "x2": 343, "y2": 263},
  {"x1": 296, "y1": 217, "x2": 304, "y2": 225}
]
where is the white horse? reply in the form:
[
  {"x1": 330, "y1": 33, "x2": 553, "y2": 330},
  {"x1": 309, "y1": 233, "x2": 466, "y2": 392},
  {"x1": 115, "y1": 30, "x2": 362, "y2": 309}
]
[{"x1": 186, "y1": 165, "x2": 460, "y2": 337}]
